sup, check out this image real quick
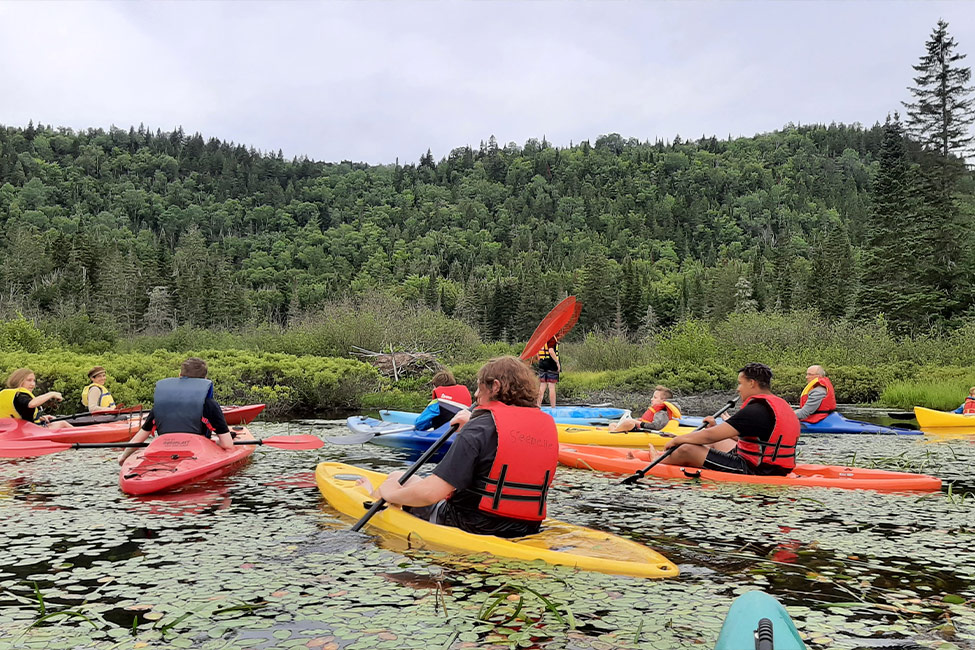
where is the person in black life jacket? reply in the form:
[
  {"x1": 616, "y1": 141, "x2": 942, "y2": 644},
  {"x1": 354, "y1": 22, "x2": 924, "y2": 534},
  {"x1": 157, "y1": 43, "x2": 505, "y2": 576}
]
[
  {"x1": 0, "y1": 368, "x2": 73, "y2": 429},
  {"x1": 535, "y1": 336, "x2": 561, "y2": 408},
  {"x1": 82, "y1": 366, "x2": 117, "y2": 413},
  {"x1": 610, "y1": 385, "x2": 681, "y2": 432},
  {"x1": 414, "y1": 369, "x2": 473, "y2": 431},
  {"x1": 794, "y1": 365, "x2": 837, "y2": 423},
  {"x1": 952, "y1": 387, "x2": 975, "y2": 415},
  {"x1": 117, "y1": 358, "x2": 233, "y2": 465},
  {"x1": 660, "y1": 363, "x2": 800, "y2": 477},
  {"x1": 369, "y1": 356, "x2": 558, "y2": 538}
]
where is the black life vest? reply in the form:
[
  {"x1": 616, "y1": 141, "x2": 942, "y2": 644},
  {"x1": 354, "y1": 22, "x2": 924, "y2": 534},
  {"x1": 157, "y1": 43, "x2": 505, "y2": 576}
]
[
  {"x1": 152, "y1": 377, "x2": 215, "y2": 436},
  {"x1": 468, "y1": 401, "x2": 558, "y2": 521},
  {"x1": 736, "y1": 394, "x2": 800, "y2": 472}
]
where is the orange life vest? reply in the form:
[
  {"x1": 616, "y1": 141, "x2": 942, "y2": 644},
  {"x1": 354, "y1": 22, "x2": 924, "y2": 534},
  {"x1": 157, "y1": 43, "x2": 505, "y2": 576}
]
[
  {"x1": 469, "y1": 402, "x2": 558, "y2": 521},
  {"x1": 963, "y1": 397, "x2": 975, "y2": 415},
  {"x1": 432, "y1": 385, "x2": 472, "y2": 408},
  {"x1": 798, "y1": 377, "x2": 837, "y2": 423},
  {"x1": 736, "y1": 394, "x2": 800, "y2": 472},
  {"x1": 640, "y1": 400, "x2": 682, "y2": 422}
]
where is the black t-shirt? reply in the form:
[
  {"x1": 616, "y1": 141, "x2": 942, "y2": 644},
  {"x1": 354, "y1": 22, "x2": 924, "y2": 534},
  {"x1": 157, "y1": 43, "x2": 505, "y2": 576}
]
[
  {"x1": 725, "y1": 400, "x2": 776, "y2": 442},
  {"x1": 140, "y1": 398, "x2": 230, "y2": 435},
  {"x1": 13, "y1": 393, "x2": 35, "y2": 421},
  {"x1": 432, "y1": 410, "x2": 542, "y2": 538}
]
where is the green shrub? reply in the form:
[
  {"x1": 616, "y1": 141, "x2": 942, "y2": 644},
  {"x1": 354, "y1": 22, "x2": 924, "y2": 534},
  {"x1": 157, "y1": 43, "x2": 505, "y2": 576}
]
[
  {"x1": 565, "y1": 333, "x2": 651, "y2": 371},
  {"x1": 0, "y1": 316, "x2": 49, "y2": 353},
  {"x1": 653, "y1": 320, "x2": 719, "y2": 366}
]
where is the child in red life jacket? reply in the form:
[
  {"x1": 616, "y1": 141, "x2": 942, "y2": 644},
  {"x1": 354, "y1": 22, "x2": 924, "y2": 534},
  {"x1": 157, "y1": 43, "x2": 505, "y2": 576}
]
[
  {"x1": 414, "y1": 369, "x2": 473, "y2": 431},
  {"x1": 610, "y1": 385, "x2": 681, "y2": 432},
  {"x1": 953, "y1": 387, "x2": 975, "y2": 415}
]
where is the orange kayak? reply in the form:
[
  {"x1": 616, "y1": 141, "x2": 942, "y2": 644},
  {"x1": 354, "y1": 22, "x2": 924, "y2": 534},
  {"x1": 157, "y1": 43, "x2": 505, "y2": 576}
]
[
  {"x1": 0, "y1": 404, "x2": 266, "y2": 445},
  {"x1": 559, "y1": 445, "x2": 942, "y2": 492},
  {"x1": 120, "y1": 429, "x2": 256, "y2": 495}
]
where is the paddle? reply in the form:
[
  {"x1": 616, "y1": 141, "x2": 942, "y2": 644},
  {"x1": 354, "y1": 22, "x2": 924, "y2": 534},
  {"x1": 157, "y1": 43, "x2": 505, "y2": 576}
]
[
  {"x1": 351, "y1": 422, "x2": 460, "y2": 532},
  {"x1": 619, "y1": 398, "x2": 738, "y2": 485},
  {"x1": 324, "y1": 425, "x2": 414, "y2": 445},
  {"x1": 48, "y1": 405, "x2": 145, "y2": 423},
  {"x1": 0, "y1": 435, "x2": 323, "y2": 458}
]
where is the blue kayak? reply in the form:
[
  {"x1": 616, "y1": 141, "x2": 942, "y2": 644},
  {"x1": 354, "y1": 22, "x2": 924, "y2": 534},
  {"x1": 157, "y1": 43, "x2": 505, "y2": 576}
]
[
  {"x1": 380, "y1": 408, "x2": 622, "y2": 426},
  {"x1": 680, "y1": 411, "x2": 918, "y2": 435},
  {"x1": 346, "y1": 416, "x2": 453, "y2": 460},
  {"x1": 715, "y1": 591, "x2": 805, "y2": 650}
]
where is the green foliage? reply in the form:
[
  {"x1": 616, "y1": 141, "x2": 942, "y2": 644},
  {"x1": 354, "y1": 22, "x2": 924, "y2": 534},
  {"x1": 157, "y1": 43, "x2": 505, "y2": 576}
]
[
  {"x1": 0, "y1": 315, "x2": 49, "y2": 353},
  {"x1": 565, "y1": 333, "x2": 652, "y2": 371},
  {"x1": 880, "y1": 379, "x2": 975, "y2": 411},
  {"x1": 653, "y1": 320, "x2": 719, "y2": 366}
]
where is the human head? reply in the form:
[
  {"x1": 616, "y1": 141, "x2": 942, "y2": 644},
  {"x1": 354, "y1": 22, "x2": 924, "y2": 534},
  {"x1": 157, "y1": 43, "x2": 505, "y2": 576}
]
[
  {"x1": 180, "y1": 358, "x2": 208, "y2": 379},
  {"x1": 547, "y1": 336, "x2": 558, "y2": 349},
  {"x1": 969, "y1": 386, "x2": 975, "y2": 398},
  {"x1": 805, "y1": 365, "x2": 826, "y2": 381},
  {"x1": 6, "y1": 368, "x2": 35, "y2": 390},
  {"x1": 88, "y1": 366, "x2": 107, "y2": 384},
  {"x1": 432, "y1": 370, "x2": 457, "y2": 387},
  {"x1": 737, "y1": 363, "x2": 773, "y2": 400},
  {"x1": 651, "y1": 385, "x2": 674, "y2": 406},
  {"x1": 475, "y1": 356, "x2": 538, "y2": 407}
]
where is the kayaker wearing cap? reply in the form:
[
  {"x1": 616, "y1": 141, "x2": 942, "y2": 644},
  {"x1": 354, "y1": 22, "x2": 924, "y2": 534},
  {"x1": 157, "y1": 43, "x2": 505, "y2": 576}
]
[
  {"x1": 794, "y1": 365, "x2": 837, "y2": 423},
  {"x1": 535, "y1": 336, "x2": 560, "y2": 408},
  {"x1": 0, "y1": 368, "x2": 73, "y2": 429},
  {"x1": 82, "y1": 367, "x2": 117, "y2": 413},
  {"x1": 118, "y1": 358, "x2": 233, "y2": 465},
  {"x1": 610, "y1": 385, "x2": 681, "y2": 432},
  {"x1": 951, "y1": 387, "x2": 975, "y2": 415},
  {"x1": 371, "y1": 356, "x2": 558, "y2": 538},
  {"x1": 414, "y1": 369, "x2": 473, "y2": 431},
  {"x1": 660, "y1": 363, "x2": 800, "y2": 476}
]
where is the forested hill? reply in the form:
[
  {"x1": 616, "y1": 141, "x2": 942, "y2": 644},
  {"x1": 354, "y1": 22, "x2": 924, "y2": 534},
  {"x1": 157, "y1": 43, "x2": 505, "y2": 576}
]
[{"x1": 0, "y1": 122, "x2": 971, "y2": 340}]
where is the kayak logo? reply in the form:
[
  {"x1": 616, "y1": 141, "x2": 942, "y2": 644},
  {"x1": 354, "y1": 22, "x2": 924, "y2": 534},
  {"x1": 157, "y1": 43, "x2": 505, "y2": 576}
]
[{"x1": 162, "y1": 440, "x2": 192, "y2": 448}]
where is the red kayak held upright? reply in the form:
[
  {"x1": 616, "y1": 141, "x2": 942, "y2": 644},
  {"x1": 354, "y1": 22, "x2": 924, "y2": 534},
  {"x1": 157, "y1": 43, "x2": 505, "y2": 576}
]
[
  {"x1": 0, "y1": 404, "x2": 266, "y2": 445},
  {"x1": 559, "y1": 445, "x2": 942, "y2": 492},
  {"x1": 119, "y1": 428, "x2": 258, "y2": 495}
]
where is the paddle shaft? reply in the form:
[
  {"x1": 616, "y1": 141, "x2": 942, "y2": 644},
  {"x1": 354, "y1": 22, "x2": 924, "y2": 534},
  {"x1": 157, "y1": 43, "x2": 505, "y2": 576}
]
[
  {"x1": 351, "y1": 422, "x2": 460, "y2": 532},
  {"x1": 49, "y1": 406, "x2": 143, "y2": 422},
  {"x1": 619, "y1": 398, "x2": 738, "y2": 485},
  {"x1": 62, "y1": 439, "x2": 268, "y2": 449}
]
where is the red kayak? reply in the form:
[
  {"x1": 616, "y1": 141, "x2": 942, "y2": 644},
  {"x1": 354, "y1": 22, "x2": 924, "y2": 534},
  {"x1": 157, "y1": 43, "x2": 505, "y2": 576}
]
[
  {"x1": 0, "y1": 404, "x2": 266, "y2": 445},
  {"x1": 119, "y1": 429, "x2": 256, "y2": 495},
  {"x1": 559, "y1": 445, "x2": 942, "y2": 492}
]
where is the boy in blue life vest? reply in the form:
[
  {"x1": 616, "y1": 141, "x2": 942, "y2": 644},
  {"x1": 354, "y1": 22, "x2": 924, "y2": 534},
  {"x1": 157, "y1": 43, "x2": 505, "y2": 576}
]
[
  {"x1": 414, "y1": 369, "x2": 473, "y2": 431},
  {"x1": 952, "y1": 387, "x2": 975, "y2": 415},
  {"x1": 117, "y1": 358, "x2": 233, "y2": 465}
]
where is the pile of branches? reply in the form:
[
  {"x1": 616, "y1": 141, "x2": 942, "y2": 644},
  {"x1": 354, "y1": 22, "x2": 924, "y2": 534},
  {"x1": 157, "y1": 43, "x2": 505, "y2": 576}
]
[{"x1": 351, "y1": 346, "x2": 444, "y2": 381}]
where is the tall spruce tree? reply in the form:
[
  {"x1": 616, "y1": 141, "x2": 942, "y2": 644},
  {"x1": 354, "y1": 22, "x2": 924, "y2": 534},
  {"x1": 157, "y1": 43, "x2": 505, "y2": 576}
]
[{"x1": 902, "y1": 20, "x2": 975, "y2": 317}]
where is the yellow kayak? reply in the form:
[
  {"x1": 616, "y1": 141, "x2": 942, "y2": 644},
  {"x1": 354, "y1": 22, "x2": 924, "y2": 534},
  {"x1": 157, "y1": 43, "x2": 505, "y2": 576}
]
[
  {"x1": 914, "y1": 406, "x2": 975, "y2": 431},
  {"x1": 316, "y1": 462, "x2": 679, "y2": 579},
  {"x1": 556, "y1": 418, "x2": 693, "y2": 448}
]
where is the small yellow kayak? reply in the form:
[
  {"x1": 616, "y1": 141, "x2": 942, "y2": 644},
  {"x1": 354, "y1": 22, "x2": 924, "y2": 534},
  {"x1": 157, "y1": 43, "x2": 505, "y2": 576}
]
[
  {"x1": 556, "y1": 418, "x2": 693, "y2": 448},
  {"x1": 914, "y1": 406, "x2": 975, "y2": 431},
  {"x1": 316, "y1": 462, "x2": 679, "y2": 579}
]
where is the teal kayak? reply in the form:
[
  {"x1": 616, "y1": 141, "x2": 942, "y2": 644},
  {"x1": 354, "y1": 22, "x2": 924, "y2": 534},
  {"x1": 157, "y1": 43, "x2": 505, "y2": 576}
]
[
  {"x1": 715, "y1": 591, "x2": 805, "y2": 650},
  {"x1": 380, "y1": 407, "x2": 622, "y2": 426}
]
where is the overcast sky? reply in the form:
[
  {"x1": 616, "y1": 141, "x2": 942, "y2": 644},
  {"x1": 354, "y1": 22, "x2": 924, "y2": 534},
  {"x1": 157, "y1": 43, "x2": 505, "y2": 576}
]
[{"x1": 1, "y1": 1, "x2": 973, "y2": 164}]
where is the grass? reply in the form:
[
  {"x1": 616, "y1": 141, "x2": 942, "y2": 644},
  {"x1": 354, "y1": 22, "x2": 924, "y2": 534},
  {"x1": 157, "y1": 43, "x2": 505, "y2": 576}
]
[{"x1": 879, "y1": 380, "x2": 975, "y2": 411}]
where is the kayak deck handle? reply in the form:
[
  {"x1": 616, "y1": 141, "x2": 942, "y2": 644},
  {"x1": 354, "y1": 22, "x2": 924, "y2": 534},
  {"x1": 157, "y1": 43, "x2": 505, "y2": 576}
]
[
  {"x1": 681, "y1": 468, "x2": 702, "y2": 479},
  {"x1": 755, "y1": 617, "x2": 773, "y2": 650}
]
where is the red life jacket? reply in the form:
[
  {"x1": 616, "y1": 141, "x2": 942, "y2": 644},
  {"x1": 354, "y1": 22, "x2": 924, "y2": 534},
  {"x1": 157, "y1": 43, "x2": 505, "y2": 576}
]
[
  {"x1": 963, "y1": 397, "x2": 975, "y2": 415},
  {"x1": 736, "y1": 394, "x2": 800, "y2": 472},
  {"x1": 469, "y1": 401, "x2": 558, "y2": 521},
  {"x1": 640, "y1": 400, "x2": 682, "y2": 422},
  {"x1": 798, "y1": 377, "x2": 837, "y2": 423},
  {"x1": 432, "y1": 385, "x2": 472, "y2": 408}
]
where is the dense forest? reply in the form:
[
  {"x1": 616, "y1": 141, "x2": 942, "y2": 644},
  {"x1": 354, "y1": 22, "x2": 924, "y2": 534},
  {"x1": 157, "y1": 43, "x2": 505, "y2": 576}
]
[
  {"x1": 1, "y1": 23, "x2": 973, "y2": 343},
  {"x1": 1, "y1": 120, "x2": 971, "y2": 341}
]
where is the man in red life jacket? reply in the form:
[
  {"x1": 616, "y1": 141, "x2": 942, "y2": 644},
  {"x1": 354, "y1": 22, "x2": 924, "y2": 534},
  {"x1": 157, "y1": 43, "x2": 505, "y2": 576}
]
[
  {"x1": 660, "y1": 363, "x2": 800, "y2": 476},
  {"x1": 371, "y1": 356, "x2": 558, "y2": 538},
  {"x1": 794, "y1": 365, "x2": 837, "y2": 423}
]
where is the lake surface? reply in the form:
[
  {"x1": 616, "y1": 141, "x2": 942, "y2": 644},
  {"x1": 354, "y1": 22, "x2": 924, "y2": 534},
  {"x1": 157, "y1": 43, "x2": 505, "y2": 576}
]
[{"x1": 1, "y1": 418, "x2": 973, "y2": 650}]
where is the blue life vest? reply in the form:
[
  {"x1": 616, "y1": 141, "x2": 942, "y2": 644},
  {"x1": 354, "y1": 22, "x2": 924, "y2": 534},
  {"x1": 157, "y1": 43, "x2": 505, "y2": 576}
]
[{"x1": 152, "y1": 377, "x2": 215, "y2": 435}]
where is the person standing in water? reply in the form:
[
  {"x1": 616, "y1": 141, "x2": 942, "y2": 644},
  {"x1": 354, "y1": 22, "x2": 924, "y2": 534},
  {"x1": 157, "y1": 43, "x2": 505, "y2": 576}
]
[{"x1": 535, "y1": 336, "x2": 560, "y2": 407}]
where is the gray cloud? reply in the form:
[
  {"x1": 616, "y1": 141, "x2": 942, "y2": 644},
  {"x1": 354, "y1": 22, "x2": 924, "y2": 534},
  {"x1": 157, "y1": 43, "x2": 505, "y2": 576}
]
[{"x1": 1, "y1": 1, "x2": 973, "y2": 164}]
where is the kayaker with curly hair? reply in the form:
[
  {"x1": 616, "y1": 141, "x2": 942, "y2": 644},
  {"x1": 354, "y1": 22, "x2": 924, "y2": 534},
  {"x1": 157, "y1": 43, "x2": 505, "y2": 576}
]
[
  {"x1": 118, "y1": 358, "x2": 234, "y2": 465},
  {"x1": 660, "y1": 363, "x2": 800, "y2": 476},
  {"x1": 371, "y1": 356, "x2": 558, "y2": 538}
]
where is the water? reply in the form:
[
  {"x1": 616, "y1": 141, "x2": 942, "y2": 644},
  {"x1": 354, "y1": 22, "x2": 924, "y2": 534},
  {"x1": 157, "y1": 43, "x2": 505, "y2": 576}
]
[{"x1": 0, "y1": 418, "x2": 973, "y2": 650}]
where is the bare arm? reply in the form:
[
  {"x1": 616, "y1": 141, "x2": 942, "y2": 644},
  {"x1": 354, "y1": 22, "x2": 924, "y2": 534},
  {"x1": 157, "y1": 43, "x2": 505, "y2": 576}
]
[
  {"x1": 378, "y1": 473, "x2": 455, "y2": 507},
  {"x1": 664, "y1": 420, "x2": 740, "y2": 449},
  {"x1": 28, "y1": 392, "x2": 63, "y2": 409},
  {"x1": 118, "y1": 428, "x2": 154, "y2": 464},
  {"x1": 214, "y1": 432, "x2": 234, "y2": 450}
]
